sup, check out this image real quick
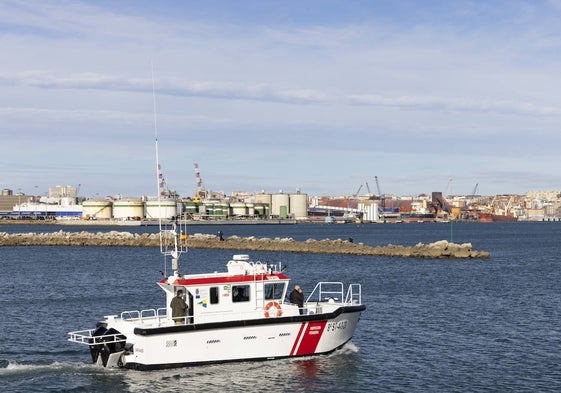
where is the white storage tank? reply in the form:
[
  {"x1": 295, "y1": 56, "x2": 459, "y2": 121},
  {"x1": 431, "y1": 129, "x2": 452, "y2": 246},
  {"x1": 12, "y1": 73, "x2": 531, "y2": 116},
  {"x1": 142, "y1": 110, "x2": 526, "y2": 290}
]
[
  {"x1": 289, "y1": 192, "x2": 308, "y2": 219},
  {"x1": 271, "y1": 192, "x2": 290, "y2": 218},
  {"x1": 82, "y1": 199, "x2": 112, "y2": 220},
  {"x1": 145, "y1": 199, "x2": 178, "y2": 220},
  {"x1": 358, "y1": 201, "x2": 379, "y2": 222},
  {"x1": 113, "y1": 198, "x2": 144, "y2": 220},
  {"x1": 231, "y1": 202, "x2": 247, "y2": 217},
  {"x1": 254, "y1": 193, "x2": 272, "y2": 207}
]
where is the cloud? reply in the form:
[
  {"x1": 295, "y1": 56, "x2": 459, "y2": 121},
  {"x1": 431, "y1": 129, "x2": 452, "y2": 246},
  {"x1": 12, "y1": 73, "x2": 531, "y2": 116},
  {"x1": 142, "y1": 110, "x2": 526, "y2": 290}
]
[{"x1": 1, "y1": 70, "x2": 558, "y2": 119}]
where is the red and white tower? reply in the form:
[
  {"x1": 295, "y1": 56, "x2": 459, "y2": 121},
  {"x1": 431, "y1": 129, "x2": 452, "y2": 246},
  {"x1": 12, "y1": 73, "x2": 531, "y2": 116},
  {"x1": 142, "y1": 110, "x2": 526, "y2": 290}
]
[
  {"x1": 193, "y1": 163, "x2": 206, "y2": 200},
  {"x1": 157, "y1": 164, "x2": 168, "y2": 197}
]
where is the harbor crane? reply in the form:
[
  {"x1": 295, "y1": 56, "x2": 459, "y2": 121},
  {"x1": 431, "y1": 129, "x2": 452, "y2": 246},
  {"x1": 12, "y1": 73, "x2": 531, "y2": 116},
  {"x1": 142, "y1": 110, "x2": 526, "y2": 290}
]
[
  {"x1": 374, "y1": 176, "x2": 386, "y2": 210},
  {"x1": 365, "y1": 182, "x2": 373, "y2": 198},
  {"x1": 444, "y1": 178, "x2": 453, "y2": 197},
  {"x1": 471, "y1": 183, "x2": 479, "y2": 198},
  {"x1": 354, "y1": 184, "x2": 363, "y2": 197}
]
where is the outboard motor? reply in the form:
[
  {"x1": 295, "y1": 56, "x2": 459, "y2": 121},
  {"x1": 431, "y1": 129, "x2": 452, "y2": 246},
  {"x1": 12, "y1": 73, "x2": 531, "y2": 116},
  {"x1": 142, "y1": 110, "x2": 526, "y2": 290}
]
[{"x1": 88, "y1": 326, "x2": 126, "y2": 367}]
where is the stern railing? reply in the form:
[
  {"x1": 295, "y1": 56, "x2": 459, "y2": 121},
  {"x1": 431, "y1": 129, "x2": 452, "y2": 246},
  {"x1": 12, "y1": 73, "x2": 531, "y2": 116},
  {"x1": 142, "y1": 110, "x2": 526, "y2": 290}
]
[{"x1": 68, "y1": 329, "x2": 126, "y2": 346}]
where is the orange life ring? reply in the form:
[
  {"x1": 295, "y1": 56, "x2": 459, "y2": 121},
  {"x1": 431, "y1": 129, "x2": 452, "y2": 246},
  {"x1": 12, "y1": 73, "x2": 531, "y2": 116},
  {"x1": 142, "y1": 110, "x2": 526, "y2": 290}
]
[{"x1": 264, "y1": 301, "x2": 282, "y2": 318}]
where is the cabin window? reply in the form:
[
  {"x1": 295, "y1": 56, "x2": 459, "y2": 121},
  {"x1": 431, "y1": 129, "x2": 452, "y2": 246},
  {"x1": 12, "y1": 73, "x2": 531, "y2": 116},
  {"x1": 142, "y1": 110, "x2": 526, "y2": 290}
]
[
  {"x1": 232, "y1": 285, "x2": 250, "y2": 302},
  {"x1": 210, "y1": 287, "x2": 219, "y2": 304},
  {"x1": 265, "y1": 282, "x2": 285, "y2": 300}
]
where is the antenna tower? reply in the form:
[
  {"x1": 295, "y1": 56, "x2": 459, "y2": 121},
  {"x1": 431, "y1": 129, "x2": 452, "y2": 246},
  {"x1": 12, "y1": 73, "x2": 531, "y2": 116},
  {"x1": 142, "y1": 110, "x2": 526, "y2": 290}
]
[
  {"x1": 157, "y1": 164, "x2": 168, "y2": 198},
  {"x1": 194, "y1": 163, "x2": 205, "y2": 199}
]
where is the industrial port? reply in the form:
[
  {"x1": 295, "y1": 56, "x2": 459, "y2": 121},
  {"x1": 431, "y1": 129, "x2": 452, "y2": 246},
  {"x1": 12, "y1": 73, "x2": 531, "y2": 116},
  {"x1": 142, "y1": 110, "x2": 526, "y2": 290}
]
[{"x1": 1, "y1": 181, "x2": 560, "y2": 224}]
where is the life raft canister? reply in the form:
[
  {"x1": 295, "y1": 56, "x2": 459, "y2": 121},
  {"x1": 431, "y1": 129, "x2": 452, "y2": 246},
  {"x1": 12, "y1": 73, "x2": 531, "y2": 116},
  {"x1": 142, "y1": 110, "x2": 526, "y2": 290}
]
[{"x1": 264, "y1": 301, "x2": 282, "y2": 318}]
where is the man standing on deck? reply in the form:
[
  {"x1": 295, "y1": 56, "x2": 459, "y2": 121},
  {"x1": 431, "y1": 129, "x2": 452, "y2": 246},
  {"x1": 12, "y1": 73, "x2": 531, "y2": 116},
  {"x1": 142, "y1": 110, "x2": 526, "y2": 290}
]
[
  {"x1": 289, "y1": 285, "x2": 304, "y2": 315},
  {"x1": 171, "y1": 289, "x2": 188, "y2": 325}
]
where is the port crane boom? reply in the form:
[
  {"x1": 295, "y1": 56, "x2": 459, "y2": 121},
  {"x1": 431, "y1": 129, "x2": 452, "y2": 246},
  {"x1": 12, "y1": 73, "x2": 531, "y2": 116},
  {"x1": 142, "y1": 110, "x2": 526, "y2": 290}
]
[
  {"x1": 354, "y1": 184, "x2": 363, "y2": 197},
  {"x1": 374, "y1": 176, "x2": 386, "y2": 210},
  {"x1": 471, "y1": 183, "x2": 479, "y2": 198}
]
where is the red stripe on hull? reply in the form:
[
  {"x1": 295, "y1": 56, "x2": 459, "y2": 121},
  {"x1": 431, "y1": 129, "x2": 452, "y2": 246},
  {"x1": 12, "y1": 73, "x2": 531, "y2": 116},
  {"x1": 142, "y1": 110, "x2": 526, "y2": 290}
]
[
  {"x1": 290, "y1": 322, "x2": 307, "y2": 355},
  {"x1": 293, "y1": 321, "x2": 327, "y2": 356}
]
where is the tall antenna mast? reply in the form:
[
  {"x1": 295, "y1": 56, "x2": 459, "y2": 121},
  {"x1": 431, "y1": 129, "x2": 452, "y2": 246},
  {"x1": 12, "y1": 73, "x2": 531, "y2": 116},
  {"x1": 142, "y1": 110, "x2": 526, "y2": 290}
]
[
  {"x1": 151, "y1": 63, "x2": 183, "y2": 276},
  {"x1": 151, "y1": 63, "x2": 162, "y2": 233}
]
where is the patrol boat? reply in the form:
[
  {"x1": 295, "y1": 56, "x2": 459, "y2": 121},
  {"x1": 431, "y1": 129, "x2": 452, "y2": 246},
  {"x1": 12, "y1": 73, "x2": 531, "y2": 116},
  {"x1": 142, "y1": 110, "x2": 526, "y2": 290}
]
[
  {"x1": 68, "y1": 85, "x2": 364, "y2": 369},
  {"x1": 68, "y1": 221, "x2": 365, "y2": 370}
]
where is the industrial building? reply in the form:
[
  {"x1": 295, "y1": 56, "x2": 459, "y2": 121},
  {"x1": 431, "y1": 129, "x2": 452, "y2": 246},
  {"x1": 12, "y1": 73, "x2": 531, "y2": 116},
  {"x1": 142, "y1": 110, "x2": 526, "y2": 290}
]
[
  {"x1": 2, "y1": 182, "x2": 561, "y2": 223},
  {"x1": 2, "y1": 185, "x2": 312, "y2": 222}
]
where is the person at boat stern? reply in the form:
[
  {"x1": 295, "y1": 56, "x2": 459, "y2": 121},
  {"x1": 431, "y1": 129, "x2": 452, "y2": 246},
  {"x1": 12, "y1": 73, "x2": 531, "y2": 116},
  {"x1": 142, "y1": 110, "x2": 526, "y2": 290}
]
[
  {"x1": 289, "y1": 285, "x2": 304, "y2": 315},
  {"x1": 171, "y1": 289, "x2": 188, "y2": 325}
]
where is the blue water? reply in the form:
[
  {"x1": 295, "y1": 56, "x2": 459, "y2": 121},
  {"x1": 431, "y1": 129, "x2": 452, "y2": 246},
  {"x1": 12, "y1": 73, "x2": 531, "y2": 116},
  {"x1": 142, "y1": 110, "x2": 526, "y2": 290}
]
[{"x1": 1, "y1": 222, "x2": 560, "y2": 392}]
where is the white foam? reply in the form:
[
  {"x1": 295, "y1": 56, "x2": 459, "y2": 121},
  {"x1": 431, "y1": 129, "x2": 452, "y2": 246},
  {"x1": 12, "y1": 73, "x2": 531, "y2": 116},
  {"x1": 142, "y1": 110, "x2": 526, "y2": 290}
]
[{"x1": 0, "y1": 360, "x2": 99, "y2": 375}]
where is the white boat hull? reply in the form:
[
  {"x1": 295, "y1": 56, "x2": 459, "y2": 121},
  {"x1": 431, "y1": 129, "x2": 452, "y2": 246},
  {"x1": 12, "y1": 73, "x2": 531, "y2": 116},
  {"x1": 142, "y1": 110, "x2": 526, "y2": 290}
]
[{"x1": 74, "y1": 305, "x2": 364, "y2": 370}]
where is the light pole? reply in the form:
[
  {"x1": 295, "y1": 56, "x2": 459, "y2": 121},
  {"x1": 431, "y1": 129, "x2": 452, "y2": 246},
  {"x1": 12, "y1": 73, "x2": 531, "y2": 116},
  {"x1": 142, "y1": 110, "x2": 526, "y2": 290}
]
[
  {"x1": 17, "y1": 188, "x2": 21, "y2": 219},
  {"x1": 34, "y1": 185, "x2": 38, "y2": 219}
]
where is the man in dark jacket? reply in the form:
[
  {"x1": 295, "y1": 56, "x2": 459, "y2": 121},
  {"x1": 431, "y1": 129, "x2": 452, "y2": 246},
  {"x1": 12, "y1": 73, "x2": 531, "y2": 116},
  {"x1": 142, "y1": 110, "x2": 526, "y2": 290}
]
[
  {"x1": 289, "y1": 285, "x2": 304, "y2": 315},
  {"x1": 171, "y1": 289, "x2": 188, "y2": 325}
]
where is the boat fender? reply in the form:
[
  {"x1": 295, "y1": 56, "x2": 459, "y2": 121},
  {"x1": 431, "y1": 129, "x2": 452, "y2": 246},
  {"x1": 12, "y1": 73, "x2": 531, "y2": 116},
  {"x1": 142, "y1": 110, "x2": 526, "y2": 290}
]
[{"x1": 264, "y1": 301, "x2": 282, "y2": 318}]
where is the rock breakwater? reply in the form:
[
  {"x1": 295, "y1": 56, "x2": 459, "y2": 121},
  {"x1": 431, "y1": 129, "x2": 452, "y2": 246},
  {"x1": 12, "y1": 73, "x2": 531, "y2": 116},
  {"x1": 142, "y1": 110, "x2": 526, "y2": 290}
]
[{"x1": 0, "y1": 231, "x2": 490, "y2": 258}]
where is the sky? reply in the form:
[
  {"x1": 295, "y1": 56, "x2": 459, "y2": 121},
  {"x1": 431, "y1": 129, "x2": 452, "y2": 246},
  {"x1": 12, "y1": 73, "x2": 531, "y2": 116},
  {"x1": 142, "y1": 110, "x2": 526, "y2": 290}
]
[{"x1": 1, "y1": 0, "x2": 561, "y2": 199}]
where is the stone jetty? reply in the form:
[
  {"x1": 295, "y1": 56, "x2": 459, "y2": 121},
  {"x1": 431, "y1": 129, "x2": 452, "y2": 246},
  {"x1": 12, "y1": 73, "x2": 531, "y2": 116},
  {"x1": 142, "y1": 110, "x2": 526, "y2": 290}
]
[{"x1": 0, "y1": 231, "x2": 490, "y2": 258}]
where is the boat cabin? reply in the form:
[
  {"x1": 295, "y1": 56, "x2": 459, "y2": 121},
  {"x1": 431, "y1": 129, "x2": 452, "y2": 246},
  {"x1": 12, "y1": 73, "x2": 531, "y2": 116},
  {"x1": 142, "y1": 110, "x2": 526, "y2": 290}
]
[{"x1": 158, "y1": 254, "x2": 298, "y2": 324}]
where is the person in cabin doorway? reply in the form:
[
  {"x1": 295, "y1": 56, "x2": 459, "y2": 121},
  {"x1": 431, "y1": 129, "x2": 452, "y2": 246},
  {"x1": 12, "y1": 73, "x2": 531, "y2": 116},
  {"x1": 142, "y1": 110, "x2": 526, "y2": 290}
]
[
  {"x1": 289, "y1": 285, "x2": 304, "y2": 315},
  {"x1": 171, "y1": 289, "x2": 188, "y2": 325}
]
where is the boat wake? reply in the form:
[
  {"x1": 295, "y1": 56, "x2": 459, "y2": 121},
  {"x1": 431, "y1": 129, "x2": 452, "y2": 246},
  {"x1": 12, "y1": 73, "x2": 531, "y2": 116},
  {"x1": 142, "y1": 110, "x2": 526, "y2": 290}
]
[
  {"x1": 0, "y1": 359, "x2": 113, "y2": 375},
  {"x1": 0, "y1": 342, "x2": 361, "y2": 376},
  {"x1": 1, "y1": 342, "x2": 362, "y2": 392},
  {"x1": 337, "y1": 341, "x2": 360, "y2": 354}
]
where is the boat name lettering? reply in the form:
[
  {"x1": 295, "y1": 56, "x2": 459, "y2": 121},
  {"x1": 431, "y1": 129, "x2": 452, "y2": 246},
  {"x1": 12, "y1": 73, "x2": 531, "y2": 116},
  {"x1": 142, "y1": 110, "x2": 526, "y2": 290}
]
[
  {"x1": 135, "y1": 347, "x2": 144, "y2": 353},
  {"x1": 206, "y1": 339, "x2": 221, "y2": 344},
  {"x1": 326, "y1": 320, "x2": 348, "y2": 332},
  {"x1": 166, "y1": 340, "x2": 177, "y2": 347},
  {"x1": 266, "y1": 276, "x2": 280, "y2": 281}
]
